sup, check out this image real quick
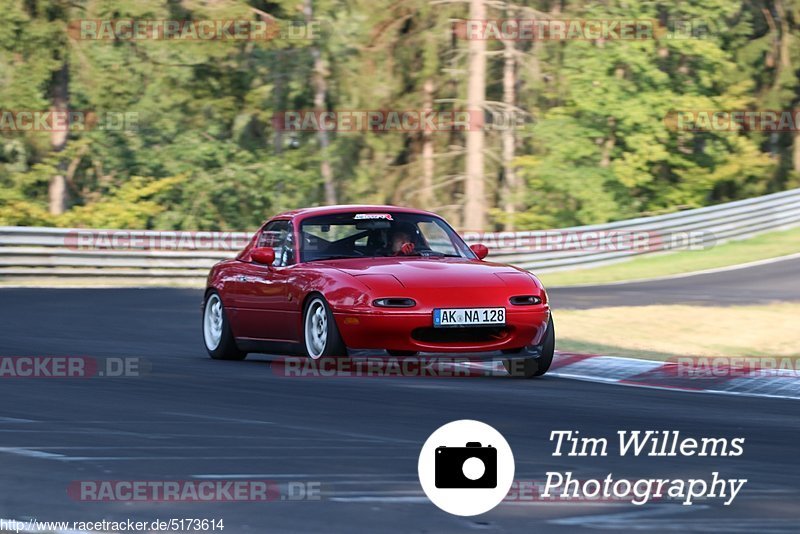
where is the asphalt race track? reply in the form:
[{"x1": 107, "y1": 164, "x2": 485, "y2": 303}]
[
  {"x1": 1, "y1": 261, "x2": 799, "y2": 533},
  {"x1": 550, "y1": 255, "x2": 800, "y2": 309}
]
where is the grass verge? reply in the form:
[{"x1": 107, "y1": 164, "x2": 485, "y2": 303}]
[
  {"x1": 555, "y1": 303, "x2": 800, "y2": 361},
  {"x1": 538, "y1": 225, "x2": 800, "y2": 287}
]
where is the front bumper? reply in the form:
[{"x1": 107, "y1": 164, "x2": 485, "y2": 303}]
[{"x1": 333, "y1": 307, "x2": 550, "y2": 354}]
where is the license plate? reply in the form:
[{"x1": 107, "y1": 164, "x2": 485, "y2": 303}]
[{"x1": 433, "y1": 307, "x2": 506, "y2": 328}]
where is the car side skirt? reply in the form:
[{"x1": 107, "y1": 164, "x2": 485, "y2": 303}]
[{"x1": 235, "y1": 337, "x2": 303, "y2": 356}]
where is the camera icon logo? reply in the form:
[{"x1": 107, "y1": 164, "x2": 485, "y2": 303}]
[
  {"x1": 435, "y1": 442, "x2": 497, "y2": 488},
  {"x1": 418, "y1": 420, "x2": 515, "y2": 516}
]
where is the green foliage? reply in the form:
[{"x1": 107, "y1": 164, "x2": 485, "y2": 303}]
[
  {"x1": 59, "y1": 175, "x2": 185, "y2": 228},
  {"x1": 0, "y1": 0, "x2": 798, "y2": 231}
]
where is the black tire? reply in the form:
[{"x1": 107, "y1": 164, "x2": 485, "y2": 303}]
[
  {"x1": 387, "y1": 350, "x2": 419, "y2": 357},
  {"x1": 302, "y1": 295, "x2": 347, "y2": 359},
  {"x1": 203, "y1": 290, "x2": 246, "y2": 360},
  {"x1": 503, "y1": 315, "x2": 555, "y2": 378}
]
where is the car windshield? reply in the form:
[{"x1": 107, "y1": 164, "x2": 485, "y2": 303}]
[{"x1": 299, "y1": 212, "x2": 474, "y2": 262}]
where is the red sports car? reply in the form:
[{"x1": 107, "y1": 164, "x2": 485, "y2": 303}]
[{"x1": 202, "y1": 205, "x2": 554, "y2": 377}]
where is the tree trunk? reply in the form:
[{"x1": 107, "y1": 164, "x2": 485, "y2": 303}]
[
  {"x1": 273, "y1": 52, "x2": 285, "y2": 155},
  {"x1": 501, "y1": 38, "x2": 517, "y2": 231},
  {"x1": 600, "y1": 118, "x2": 616, "y2": 167},
  {"x1": 774, "y1": 0, "x2": 800, "y2": 175},
  {"x1": 305, "y1": 0, "x2": 337, "y2": 205},
  {"x1": 464, "y1": 0, "x2": 487, "y2": 231},
  {"x1": 420, "y1": 78, "x2": 435, "y2": 209},
  {"x1": 793, "y1": 131, "x2": 800, "y2": 173},
  {"x1": 49, "y1": 61, "x2": 69, "y2": 216}
]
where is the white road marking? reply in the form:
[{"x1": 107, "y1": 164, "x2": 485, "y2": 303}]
[
  {"x1": 15, "y1": 445, "x2": 403, "y2": 450},
  {"x1": 548, "y1": 504, "x2": 797, "y2": 532},
  {"x1": 165, "y1": 411, "x2": 417, "y2": 444},
  {"x1": 0, "y1": 447, "x2": 66, "y2": 459},
  {"x1": 0, "y1": 446, "x2": 415, "y2": 462},
  {"x1": 326, "y1": 495, "x2": 623, "y2": 505},
  {"x1": 549, "y1": 503, "x2": 704, "y2": 527},
  {"x1": 192, "y1": 473, "x2": 417, "y2": 484},
  {"x1": 328, "y1": 496, "x2": 430, "y2": 503},
  {"x1": 162, "y1": 412, "x2": 277, "y2": 425},
  {"x1": 56, "y1": 455, "x2": 418, "y2": 461}
]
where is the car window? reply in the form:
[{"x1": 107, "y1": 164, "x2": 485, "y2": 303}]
[
  {"x1": 257, "y1": 221, "x2": 294, "y2": 267},
  {"x1": 303, "y1": 224, "x2": 362, "y2": 242},
  {"x1": 418, "y1": 221, "x2": 458, "y2": 255},
  {"x1": 299, "y1": 212, "x2": 471, "y2": 262}
]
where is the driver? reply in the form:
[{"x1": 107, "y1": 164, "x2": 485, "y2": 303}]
[
  {"x1": 391, "y1": 231, "x2": 413, "y2": 255},
  {"x1": 389, "y1": 226, "x2": 416, "y2": 255}
]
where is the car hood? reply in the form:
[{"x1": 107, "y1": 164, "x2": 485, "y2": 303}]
[{"x1": 329, "y1": 257, "x2": 531, "y2": 290}]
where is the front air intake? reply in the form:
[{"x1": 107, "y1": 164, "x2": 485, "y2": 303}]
[
  {"x1": 509, "y1": 295, "x2": 542, "y2": 306},
  {"x1": 373, "y1": 298, "x2": 417, "y2": 308}
]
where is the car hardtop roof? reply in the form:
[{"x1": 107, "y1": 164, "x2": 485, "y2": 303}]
[{"x1": 270, "y1": 204, "x2": 439, "y2": 222}]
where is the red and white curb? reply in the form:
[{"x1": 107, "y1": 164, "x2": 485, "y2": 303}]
[{"x1": 548, "y1": 352, "x2": 800, "y2": 401}]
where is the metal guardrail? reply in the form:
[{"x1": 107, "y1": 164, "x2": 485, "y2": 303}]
[
  {"x1": 1, "y1": 188, "x2": 799, "y2": 282},
  {"x1": 0, "y1": 229, "x2": 251, "y2": 280},
  {"x1": 472, "y1": 187, "x2": 800, "y2": 270}
]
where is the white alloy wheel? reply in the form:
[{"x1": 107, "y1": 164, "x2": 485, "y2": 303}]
[
  {"x1": 204, "y1": 293, "x2": 224, "y2": 351},
  {"x1": 304, "y1": 297, "x2": 329, "y2": 359}
]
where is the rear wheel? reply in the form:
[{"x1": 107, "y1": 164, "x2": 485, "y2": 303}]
[
  {"x1": 503, "y1": 315, "x2": 555, "y2": 378},
  {"x1": 203, "y1": 291, "x2": 246, "y2": 360},
  {"x1": 302, "y1": 295, "x2": 347, "y2": 359}
]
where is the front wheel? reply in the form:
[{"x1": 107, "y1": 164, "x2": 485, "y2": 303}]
[
  {"x1": 302, "y1": 295, "x2": 347, "y2": 359},
  {"x1": 503, "y1": 315, "x2": 555, "y2": 378},
  {"x1": 203, "y1": 291, "x2": 246, "y2": 360}
]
